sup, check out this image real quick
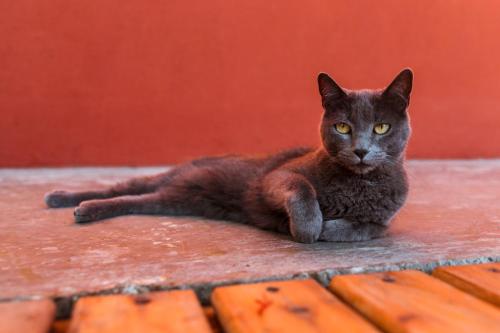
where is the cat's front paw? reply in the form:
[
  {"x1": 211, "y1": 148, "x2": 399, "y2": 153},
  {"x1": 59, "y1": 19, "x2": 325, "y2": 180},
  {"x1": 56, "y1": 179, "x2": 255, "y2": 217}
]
[
  {"x1": 45, "y1": 190, "x2": 73, "y2": 208},
  {"x1": 319, "y1": 219, "x2": 387, "y2": 242},
  {"x1": 288, "y1": 199, "x2": 323, "y2": 243}
]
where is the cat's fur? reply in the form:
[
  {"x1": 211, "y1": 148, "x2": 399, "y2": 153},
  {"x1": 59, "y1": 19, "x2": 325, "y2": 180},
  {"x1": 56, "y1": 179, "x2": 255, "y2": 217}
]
[{"x1": 45, "y1": 69, "x2": 413, "y2": 243}]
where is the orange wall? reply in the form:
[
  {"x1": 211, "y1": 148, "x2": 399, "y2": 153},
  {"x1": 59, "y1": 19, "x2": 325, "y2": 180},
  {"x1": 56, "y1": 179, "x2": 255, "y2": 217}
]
[{"x1": 1, "y1": 0, "x2": 500, "y2": 166}]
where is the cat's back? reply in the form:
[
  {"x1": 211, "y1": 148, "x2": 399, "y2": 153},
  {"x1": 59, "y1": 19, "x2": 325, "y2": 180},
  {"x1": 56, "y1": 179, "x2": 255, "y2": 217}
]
[
  {"x1": 258, "y1": 146, "x2": 315, "y2": 172},
  {"x1": 178, "y1": 147, "x2": 314, "y2": 197},
  {"x1": 190, "y1": 146, "x2": 313, "y2": 174}
]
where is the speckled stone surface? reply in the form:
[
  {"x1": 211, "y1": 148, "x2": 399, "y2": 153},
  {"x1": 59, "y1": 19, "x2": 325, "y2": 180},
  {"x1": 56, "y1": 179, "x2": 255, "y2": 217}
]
[{"x1": 1, "y1": 161, "x2": 499, "y2": 303}]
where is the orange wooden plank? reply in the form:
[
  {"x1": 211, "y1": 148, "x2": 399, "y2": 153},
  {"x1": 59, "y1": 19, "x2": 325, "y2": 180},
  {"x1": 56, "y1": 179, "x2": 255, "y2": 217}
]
[
  {"x1": 433, "y1": 263, "x2": 500, "y2": 307},
  {"x1": 330, "y1": 270, "x2": 500, "y2": 333},
  {"x1": 68, "y1": 290, "x2": 212, "y2": 333},
  {"x1": 0, "y1": 299, "x2": 55, "y2": 333},
  {"x1": 212, "y1": 279, "x2": 380, "y2": 333}
]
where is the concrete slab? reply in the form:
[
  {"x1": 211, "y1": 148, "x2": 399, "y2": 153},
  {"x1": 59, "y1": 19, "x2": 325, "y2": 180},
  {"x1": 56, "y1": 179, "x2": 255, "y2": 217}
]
[{"x1": 1, "y1": 161, "x2": 499, "y2": 305}]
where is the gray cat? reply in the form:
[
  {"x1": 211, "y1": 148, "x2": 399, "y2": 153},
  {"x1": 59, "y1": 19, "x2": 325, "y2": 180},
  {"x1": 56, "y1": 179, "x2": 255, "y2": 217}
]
[{"x1": 45, "y1": 69, "x2": 412, "y2": 243}]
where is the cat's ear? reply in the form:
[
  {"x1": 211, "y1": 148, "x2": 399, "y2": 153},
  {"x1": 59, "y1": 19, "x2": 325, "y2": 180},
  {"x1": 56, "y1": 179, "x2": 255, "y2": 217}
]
[
  {"x1": 382, "y1": 68, "x2": 413, "y2": 105},
  {"x1": 318, "y1": 73, "x2": 346, "y2": 106}
]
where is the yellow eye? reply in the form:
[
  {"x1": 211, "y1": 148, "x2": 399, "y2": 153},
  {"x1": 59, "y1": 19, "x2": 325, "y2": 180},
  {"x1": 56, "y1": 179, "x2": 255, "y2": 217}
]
[
  {"x1": 335, "y1": 123, "x2": 351, "y2": 134},
  {"x1": 374, "y1": 123, "x2": 390, "y2": 135}
]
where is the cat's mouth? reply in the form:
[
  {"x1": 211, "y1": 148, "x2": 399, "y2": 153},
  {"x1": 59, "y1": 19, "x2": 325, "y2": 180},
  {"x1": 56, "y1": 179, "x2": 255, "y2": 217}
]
[
  {"x1": 351, "y1": 162, "x2": 376, "y2": 174},
  {"x1": 334, "y1": 152, "x2": 378, "y2": 174}
]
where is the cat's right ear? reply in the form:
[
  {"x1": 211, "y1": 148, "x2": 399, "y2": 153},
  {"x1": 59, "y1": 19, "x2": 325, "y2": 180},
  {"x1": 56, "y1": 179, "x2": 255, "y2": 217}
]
[{"x1": 318, "y1": 73, "x2": 346, "y2": 107}]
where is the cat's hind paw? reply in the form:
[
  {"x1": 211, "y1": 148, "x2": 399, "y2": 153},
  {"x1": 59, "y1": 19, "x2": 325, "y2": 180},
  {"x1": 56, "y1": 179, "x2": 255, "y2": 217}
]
[
  {"x1": 74, "y1": 203, "x2": 101, "y2": 223},
  {"x1": 74, "y1": 207, "x2": 93, "y2": 223},
  {"x1": 45, "y1": 190, "x2": 74, "y2": 208},
  {"x1": 74, "y1": 200, "x2": 117, "y2": 223}
]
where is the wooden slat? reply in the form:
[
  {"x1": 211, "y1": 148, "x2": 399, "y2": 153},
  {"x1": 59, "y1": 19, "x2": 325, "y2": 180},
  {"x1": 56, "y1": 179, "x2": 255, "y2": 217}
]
[
  {"x1": 0, "y1": 299, "x2": 55, "y2": 333},
  {"x1": 330, "y1": 270, "x2": 500, "y2": 333},
  {"x1": 211, "y1": 279, "x2": 380, "y2": 333},
  {"x1": 68, "y1": 290, "x2": 212, "y2": 333},
  {"x1": 433, "y1": 263, "x2": 500, "y2": 306}
]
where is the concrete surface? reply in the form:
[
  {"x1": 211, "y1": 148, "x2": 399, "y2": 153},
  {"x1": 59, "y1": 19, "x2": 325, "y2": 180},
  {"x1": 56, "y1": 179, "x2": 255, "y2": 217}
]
[{"x1": 1, "y1": 161, "x2": 499, "y2": 309}]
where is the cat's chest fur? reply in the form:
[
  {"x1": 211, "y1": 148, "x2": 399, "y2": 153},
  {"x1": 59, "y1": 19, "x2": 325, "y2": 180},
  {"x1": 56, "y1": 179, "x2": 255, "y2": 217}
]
[{"x1": 314, "y1": 169, "x2": 407, "y2": 224}]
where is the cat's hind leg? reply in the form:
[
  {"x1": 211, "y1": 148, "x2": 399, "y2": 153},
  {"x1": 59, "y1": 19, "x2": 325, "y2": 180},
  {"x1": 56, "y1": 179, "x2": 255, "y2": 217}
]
[
  {"x1": 45, "y1": 175, "x2": 162, "y2": 208},
  {"x1": 45, "y1": 165, "x2": 193, "y2": 208},
  {"x1": 46, "y1": 189, "x2": 118, "y2": 208},
  {"x1": 73, "y1": 184, "x2": 209, "y2": 223},
  {"x1": 73, "y1": 193, "x2": 166, "y2": 223}
]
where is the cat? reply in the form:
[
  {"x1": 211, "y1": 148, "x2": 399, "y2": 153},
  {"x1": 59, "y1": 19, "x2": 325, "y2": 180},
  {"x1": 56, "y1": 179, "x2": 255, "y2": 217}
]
[{"x1": 45, "y1": 69, "x2": 412, "y2": 243}]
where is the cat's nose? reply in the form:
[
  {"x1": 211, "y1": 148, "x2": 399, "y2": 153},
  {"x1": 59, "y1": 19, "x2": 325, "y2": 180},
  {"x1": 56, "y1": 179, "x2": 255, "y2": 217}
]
[{"x1": 354, "y1": 149, "x2": 368, "y2": 159}]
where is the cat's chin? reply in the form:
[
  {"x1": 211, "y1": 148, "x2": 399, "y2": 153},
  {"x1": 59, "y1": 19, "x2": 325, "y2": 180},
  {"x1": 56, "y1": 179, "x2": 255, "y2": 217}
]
[{"x1": 347, "y1": 163, "x2": 377, "y2": 175}]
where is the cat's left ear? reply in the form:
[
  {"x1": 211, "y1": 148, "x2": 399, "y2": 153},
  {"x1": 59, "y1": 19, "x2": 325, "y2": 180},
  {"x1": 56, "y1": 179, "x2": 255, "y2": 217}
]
[{"x1": 382, "y1": 68, "x2": 413, "y2": 106}]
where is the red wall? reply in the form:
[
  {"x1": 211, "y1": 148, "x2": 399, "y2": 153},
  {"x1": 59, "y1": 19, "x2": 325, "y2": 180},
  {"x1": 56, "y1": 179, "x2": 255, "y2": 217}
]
[{"x1": 1, "y1": 0, "x2": 500, "y2": 166}]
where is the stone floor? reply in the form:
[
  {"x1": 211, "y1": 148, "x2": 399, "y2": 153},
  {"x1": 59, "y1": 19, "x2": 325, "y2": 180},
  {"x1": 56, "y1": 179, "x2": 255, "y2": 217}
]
[{"x1": 1, "y1": 161, "x2": 499, "y2": 306}]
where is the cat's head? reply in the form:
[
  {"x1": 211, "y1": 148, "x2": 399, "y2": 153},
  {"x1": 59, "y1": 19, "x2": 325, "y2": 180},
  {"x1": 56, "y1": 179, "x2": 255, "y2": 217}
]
[{"x1": 317, "y1": 69, "x2": 412, "y2": 174}]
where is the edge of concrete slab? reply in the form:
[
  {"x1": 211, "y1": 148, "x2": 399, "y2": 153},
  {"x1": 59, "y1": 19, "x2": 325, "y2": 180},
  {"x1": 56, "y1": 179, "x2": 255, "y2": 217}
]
[{"x1": 2, "y1": 255, "x2": 498, "y2": 319}]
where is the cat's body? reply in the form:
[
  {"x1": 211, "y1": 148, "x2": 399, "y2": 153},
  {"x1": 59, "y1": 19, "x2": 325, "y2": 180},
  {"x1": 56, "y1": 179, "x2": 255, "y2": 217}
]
[{"x1": 46, "y1": 69, "x2": 413, "y2": 243}]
